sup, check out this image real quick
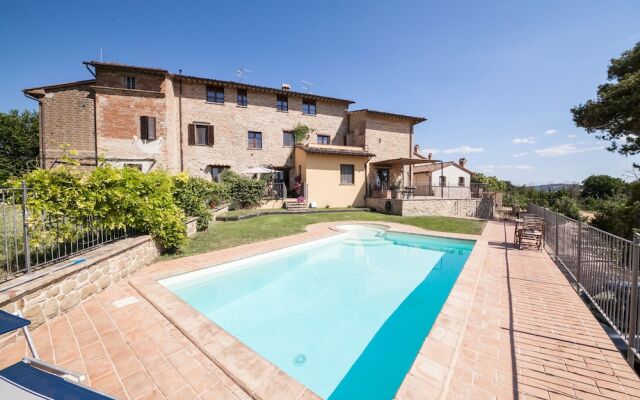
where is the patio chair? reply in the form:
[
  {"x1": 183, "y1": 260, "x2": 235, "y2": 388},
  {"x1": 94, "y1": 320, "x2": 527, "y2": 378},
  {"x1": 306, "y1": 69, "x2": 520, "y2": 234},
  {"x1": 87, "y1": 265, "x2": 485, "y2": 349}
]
[
  {"x1": 518, "y1": 217, "x2": 544, "y2": 250},
  {"x1": 0, "y1": 310, "x2": 115, "y2": 399}
]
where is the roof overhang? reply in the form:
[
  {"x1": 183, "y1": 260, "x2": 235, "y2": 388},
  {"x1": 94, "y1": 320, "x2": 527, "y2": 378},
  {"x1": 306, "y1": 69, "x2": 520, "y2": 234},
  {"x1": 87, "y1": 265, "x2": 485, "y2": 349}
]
[
  {"x1": 23, "y1": 79, "x2": 96, "y2": 98},
  {"x1": 83, "y1": 61, "x2": 169, "y2": 76},
  {"x1": 297, "y1": 145, "x2": 375, "y2": 157},
  {"x1": 371, "y1": 158, "x2": 439, "y2": 167},
  {"x1": 349, "y1": 109, "x2": 427, "y2": 125},
  {"x1": 177, "y1": 75, "x2": 354, "y2": 105}
]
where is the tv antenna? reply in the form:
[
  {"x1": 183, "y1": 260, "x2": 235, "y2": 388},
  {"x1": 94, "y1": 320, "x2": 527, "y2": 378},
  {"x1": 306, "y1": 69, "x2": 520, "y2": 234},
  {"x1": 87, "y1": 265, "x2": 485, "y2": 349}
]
[
  {"x1": 235, "y1": 68, "x2": 251, "y2": 81},
  {"x1": 300, "y1": 80, "x2": 315, "y2": 93}
]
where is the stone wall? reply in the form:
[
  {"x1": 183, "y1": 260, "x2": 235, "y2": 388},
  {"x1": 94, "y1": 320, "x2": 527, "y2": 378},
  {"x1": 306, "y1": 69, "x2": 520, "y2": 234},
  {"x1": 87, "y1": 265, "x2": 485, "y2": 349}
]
[
  {"x1": 366, "y1": 197, "x2": 494, "y2": 219},
  {"x1": 0, "y1": 236, "x2": 160, "y2": 336}
]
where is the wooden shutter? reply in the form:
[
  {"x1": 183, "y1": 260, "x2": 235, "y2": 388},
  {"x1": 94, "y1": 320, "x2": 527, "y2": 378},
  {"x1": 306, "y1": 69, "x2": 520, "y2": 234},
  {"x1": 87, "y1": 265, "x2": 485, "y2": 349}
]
[
  {"x1": 140, "y1": 116, "x2": 148, "y2": 140},
  {"x1": 207, "y1": 125, "x2": 214, "y2": 146},
  {"x1": 147, "y1": 117, "x2": 156, "y2": 140},
  {"x1": 188, "y1": 124, "x2": 195, "y2": 145}
]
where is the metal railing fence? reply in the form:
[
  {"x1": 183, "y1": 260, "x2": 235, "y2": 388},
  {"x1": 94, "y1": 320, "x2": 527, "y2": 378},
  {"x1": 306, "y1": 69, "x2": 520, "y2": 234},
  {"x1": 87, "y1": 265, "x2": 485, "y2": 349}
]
[
  {"x1": 1, "y1": 182, "x2": 130, "y2": 284},
  {"x1": 528, "y1": 202, "x2": 640, "y2": 366},
  {"x1": 369, "y1": 183, "x2": 485, "y2": 200}
]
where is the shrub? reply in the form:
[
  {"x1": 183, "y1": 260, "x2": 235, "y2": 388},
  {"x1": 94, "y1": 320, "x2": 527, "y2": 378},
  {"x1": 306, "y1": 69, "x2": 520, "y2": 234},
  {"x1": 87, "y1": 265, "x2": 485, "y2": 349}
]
[
  {"x1": 172, "y1": 174, "x2": 228, "y2": 230},
  {"x1": 220, "y1": 170, "x2": 265, "y2": 209},
  {"x1": 14, "y1": 165, "x2": 187, "y2": 251},
  {"x1": 551, "y1": 197, "x2": 583, "y2": 221}
]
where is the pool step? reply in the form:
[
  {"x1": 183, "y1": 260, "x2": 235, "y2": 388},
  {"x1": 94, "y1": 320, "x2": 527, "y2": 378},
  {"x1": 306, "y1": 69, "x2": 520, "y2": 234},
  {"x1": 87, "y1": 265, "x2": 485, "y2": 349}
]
[
  {"x1": 343, "y1": 237, "x2": 391, "y2": 246},
  {"x1": 285, "y1": 200, "x2": 307, "y2": 211}
]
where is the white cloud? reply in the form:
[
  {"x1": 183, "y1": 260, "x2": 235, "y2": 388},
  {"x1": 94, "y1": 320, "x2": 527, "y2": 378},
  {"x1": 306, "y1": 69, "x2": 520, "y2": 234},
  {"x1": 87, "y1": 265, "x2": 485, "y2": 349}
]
[
  {"x1": 442, "y1": 146, "x2": 484, "y2": 154},
  {"x1": 512, "y1": 137, "x2": 536, "y2": 145},
  {"x1": 567, "y1": 134, "x2": 577, "y2": 139},
  {"x1": 512, "y1": 152, "x2": 528, "y2": 158},
  {"x1": 545, "y1": 129, "x2": 558, "y2": 136},
  {"x1": 533, "y1": 143, "x2": 606, "y2": 157},
  {"x1": 476, "y1": 164, "x2": 535, "y2": 172}
]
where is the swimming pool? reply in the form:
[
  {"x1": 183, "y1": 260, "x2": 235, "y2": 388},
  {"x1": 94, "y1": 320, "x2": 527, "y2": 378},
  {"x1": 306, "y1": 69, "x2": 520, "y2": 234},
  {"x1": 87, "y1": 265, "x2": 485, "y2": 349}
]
[{"x1": 161, "y1": 224, "x2": 474, "y2": 399}]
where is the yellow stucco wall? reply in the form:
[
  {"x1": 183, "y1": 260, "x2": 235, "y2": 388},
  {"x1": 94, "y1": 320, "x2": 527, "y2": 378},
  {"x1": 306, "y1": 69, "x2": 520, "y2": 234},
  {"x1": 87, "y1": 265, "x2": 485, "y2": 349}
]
[{"x1": 294, "y1": 148, "x2": 367, "y2": 207}]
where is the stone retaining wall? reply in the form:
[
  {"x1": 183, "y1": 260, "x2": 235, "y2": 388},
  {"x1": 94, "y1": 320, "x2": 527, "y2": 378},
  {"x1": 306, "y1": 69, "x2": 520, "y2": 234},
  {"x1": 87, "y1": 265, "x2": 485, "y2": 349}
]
[
  {"x1": 366, "y1": 197, "x2": 494, "y2": 219},
  {"x1": 0, "y1": 235, "x2": 160, "y2": 337}
]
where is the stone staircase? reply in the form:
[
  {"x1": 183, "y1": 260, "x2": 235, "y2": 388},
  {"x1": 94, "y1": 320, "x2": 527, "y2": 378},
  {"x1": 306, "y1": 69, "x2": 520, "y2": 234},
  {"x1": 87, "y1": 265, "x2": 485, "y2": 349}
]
[{"x1": 284, "y1": 199, "x2": 307, "y2": 211}]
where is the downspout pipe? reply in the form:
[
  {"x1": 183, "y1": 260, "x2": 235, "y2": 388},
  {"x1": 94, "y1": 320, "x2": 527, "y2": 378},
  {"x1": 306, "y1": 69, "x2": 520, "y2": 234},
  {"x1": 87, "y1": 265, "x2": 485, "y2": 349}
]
[
  {"x1": 178, "y1": 70, "x2": 184, "y2": 171},
  {"x1": 85, "y1": 63, "x2": 96, "y2": 77}
]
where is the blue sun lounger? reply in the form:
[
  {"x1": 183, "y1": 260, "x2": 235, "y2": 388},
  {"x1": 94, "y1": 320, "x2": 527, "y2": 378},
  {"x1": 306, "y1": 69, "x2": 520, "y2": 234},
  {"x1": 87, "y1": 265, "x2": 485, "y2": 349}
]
[{"x1": 0, "y1": 310, "x2": 115, "y2": 399}]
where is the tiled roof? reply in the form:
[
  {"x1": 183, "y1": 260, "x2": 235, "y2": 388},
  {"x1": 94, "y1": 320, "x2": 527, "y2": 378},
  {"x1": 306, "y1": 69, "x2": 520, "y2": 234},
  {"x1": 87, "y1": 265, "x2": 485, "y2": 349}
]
[
  {"x1": 83, "y1": 61, "x2": 354, "y2": 104},
  {"x1": 297, "y1": 144, "x2": 375, "y2": 157},
  {"x1": 414, "y1": 161, "x2": 473, "y2": 174},
  {"x1": 349, "y1": 109, "x2": 427, "y2": 124},
  {"x1": 23, "y1": 79, "x2": 96, "y2": 95}
]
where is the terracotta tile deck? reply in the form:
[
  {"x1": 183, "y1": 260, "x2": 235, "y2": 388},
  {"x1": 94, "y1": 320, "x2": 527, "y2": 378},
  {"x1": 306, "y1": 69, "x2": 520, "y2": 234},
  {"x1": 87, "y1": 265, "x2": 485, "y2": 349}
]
[{"x1": 0, "y1": 220, "x2": 639, "y2": 399}]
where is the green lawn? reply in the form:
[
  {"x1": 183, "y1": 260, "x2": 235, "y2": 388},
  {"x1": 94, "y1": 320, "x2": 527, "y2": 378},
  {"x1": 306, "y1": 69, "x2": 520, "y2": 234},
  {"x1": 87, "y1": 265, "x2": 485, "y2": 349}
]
[
  {"x1": 220, "y1": 207, "x2": 360, "y2": 218},
  {"x1": 163, "y1": 212, "x2": 485, "y2": 259}
]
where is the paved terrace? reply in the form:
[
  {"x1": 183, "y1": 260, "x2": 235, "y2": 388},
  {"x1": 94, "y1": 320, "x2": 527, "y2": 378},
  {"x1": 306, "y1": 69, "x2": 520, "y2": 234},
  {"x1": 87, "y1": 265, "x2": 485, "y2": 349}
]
[{"x1": 0, "y1": 220, "x2": 639, "y2": 399}]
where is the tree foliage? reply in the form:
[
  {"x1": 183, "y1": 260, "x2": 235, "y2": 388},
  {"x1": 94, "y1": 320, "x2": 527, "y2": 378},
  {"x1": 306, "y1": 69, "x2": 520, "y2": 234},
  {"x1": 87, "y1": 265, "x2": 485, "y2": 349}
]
[
  {"x1": 471, "y1": 173, "x2": 507, "y2": 192},
  {"x1": 571, "y1": 42, "x2": 640, "y2": 166},
  {"x1": 12, "y1": 165, "x2": 188, "y2": 251},
  {"x1": 172, "y1": 174, "x2": 229, "y2": 230},
  {"x1": 580, "y1": 175, "x2": 625, "y2": 199},
  {"x1": 292, "y1": 123, "x2": 313, "y2": 144},
  {"x1": 0, "y1": 109, "x2": 39, "y2": 184},
  {"x1": 220, "y1": 170, "x2": 266, "y2": 209}
]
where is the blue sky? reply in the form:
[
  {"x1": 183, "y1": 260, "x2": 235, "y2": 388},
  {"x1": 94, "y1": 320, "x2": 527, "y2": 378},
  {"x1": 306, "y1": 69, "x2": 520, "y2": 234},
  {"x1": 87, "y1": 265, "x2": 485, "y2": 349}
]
[{"x1": 2, "y1": 0, "x2": 639, "y2": 185}]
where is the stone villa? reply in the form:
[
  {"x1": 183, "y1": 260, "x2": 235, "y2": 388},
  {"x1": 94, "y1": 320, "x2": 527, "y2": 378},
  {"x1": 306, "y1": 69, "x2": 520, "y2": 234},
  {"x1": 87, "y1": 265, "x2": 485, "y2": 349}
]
[{"x1": 24, "y1": 61, "x2": 480, "y2": 212}]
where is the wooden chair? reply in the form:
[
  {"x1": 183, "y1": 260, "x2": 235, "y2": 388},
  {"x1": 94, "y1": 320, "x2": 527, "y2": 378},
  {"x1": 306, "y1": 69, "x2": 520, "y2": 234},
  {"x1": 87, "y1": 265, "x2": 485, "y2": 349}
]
[{"x1": 518, "y1": 217, "x2": 544, "y2": 250}]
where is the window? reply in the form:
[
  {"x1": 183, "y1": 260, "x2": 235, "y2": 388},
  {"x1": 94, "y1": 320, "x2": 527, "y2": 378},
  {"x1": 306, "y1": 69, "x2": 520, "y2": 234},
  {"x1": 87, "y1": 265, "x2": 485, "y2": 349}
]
[
  {"x1": 458, "y1": 177, "x2": 465, "y2": 187},
  {"x1": 283, "y1": 131, "x2": 295, "y2": 147},
  {"x1": 439, "y1": 175, "x2": 447, "y2": 186},
  {"x1": 125, "y1": 76, "x2": 136, "y2": 89},
  {"x1": 276, "y1": 95, "x2": 288, "y2": 111},
  {"x1": 188, "y1": 123, "x2": 214, "y2": 146},
  {"x1": 124, "y1": 163, "x2": 142, "y2": 171},
  {"x1": 237, "y1": 89, "x2": 248, "y2": 106},
  {"x1": 302, "y1": 99, "x2": 316, "y2": 115},
  {"x1": 317, "y1": 135, "x2": 330, "y2": 145},
  {"x1": 210, "y1": 166, "x2": 227, "y2": 182},
  {"x1": 248, "y1": 131, "x2": 262, "y2": 149},
  {"x1": 340, "y1": 164, "x2": 354, "y2": 184},
  {"x1": 140, "y1": 116, "x2": 156, "y2": 140},
  {"x1": 206, "y1": 86, "x2": 224, "y2": 103}
]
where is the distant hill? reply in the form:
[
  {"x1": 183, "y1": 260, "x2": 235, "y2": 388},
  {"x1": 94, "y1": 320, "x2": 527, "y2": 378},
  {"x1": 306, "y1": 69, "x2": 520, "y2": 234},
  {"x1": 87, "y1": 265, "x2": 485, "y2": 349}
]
[{"x1": 529, "y1": 183, "x2": 582, "y2": 192}]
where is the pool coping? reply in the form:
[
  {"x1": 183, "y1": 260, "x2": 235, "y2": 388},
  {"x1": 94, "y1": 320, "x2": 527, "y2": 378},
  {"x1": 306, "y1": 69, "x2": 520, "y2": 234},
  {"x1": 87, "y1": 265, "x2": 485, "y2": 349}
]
[{"x1": 128, "y1": 221, "x2": 488, "y2": 399}]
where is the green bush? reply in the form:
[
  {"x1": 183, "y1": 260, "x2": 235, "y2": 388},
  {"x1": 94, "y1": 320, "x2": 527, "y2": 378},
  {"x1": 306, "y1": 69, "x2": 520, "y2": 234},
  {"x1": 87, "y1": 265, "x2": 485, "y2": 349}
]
[
  {"x1": 172, "y1": 174, "x2": 228, "y2": 230},
  {"x1": 551, "y1": 197, "x2": 583, "y2": 221},
  {"x1": 220, "y1": 170, "x2": 265, "y2": 209},
  {"x1": 14, "y1": 165, "x2": 187, "y2": 251}
]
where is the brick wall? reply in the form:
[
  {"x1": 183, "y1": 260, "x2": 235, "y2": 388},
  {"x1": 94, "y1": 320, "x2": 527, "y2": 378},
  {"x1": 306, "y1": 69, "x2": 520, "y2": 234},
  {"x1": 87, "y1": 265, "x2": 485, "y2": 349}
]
[
  {"x1": 96, "y1": 70, "x2": 164, "y2": 92},
  {"x1": 40, "y1": 86, "x2": 96, "y2": 167}
]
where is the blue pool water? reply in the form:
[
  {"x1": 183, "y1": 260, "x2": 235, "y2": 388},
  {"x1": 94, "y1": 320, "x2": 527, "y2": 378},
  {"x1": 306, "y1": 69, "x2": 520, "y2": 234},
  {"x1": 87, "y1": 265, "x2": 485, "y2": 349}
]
[{"x1": 161, "y1": 225, "x2": 474, "y2": 399}]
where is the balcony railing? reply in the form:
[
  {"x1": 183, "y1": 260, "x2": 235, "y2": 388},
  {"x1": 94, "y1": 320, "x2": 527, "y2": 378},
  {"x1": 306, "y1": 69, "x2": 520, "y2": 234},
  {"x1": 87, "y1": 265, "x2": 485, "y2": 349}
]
[
  {"x1": 528, "y1": 202, "x2": 640, "y2": 366},
  {"x1": 369, "y1": 183, "x2": 485, "y2": 200}
]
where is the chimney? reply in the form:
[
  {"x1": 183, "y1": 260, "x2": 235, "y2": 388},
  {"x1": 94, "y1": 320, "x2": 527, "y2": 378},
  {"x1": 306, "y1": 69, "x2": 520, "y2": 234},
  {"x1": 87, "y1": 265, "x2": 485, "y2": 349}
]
[
  {"x1": 459, "y1": 157, "x2": 467, "y2": 167},
  {"x1": 414, "y1": 144, "x2": 420, "y2": 154},
  {"x1": 281, "y1": 83, "x2": 291, "y2": 91},
  {"x1": 427, "y1": 152, "x2": 433, "y2": 160}
]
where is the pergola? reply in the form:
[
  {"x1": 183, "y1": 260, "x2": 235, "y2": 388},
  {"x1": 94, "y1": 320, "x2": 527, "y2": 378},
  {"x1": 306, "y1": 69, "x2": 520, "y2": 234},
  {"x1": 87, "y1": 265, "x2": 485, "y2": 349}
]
[{"x1": 370, "y1": 158, "x2": 443, "y2": 189}]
